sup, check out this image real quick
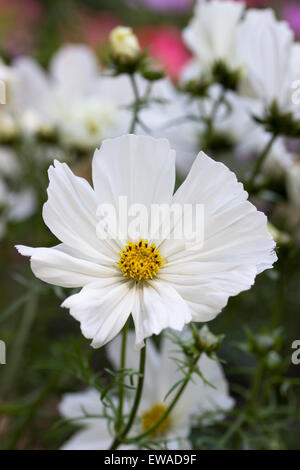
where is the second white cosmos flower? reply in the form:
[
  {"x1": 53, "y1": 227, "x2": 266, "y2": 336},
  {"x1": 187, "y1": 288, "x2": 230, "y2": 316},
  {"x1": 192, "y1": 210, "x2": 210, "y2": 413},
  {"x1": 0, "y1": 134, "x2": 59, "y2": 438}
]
[{"x1": 16, "y1": 134, "x2": 276, "y2": 349}]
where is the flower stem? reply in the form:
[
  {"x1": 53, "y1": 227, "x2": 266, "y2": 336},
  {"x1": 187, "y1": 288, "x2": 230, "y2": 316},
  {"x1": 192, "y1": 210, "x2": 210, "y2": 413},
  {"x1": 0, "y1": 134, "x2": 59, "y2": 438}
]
[
  {"x1": 109, "y1": 341, "x2": 147, "y2": 450},
  {"x1": 126, "y1": 353, "x2": 201, "y2": 443},
  {"x1": 247, "y1": 358, "x2": 265, "y2": 411},
  {"x1": 202, "y1": 88, "x2": 226, "y2": 150},
  {"x1": 247, "y1": 133, "x2": 278, "y2": 193},
  {"x1": 129, "y1": 74, "x2": 140, "y2": 133},
  {"x1": 115, "y1": 321, "x2": 129, "y2": 433}
]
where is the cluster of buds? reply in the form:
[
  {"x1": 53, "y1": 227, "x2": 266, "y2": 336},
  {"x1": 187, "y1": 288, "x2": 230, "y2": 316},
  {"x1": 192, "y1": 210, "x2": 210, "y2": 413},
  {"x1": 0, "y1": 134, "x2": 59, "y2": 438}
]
[
  {"x1": 243, "y1": 327, "x2": 284, "y2": 371},
  {"x1": 108, "y1": 26, "x2": 164, "y2": 80},
  {"x1": 246, "y1": 328, "x2": 283, "y2": 356}
]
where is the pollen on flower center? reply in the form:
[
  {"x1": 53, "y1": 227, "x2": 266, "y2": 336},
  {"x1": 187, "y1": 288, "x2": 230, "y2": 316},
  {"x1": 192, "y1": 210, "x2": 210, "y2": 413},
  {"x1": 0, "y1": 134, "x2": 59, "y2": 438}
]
[
  {"x1": 141, "y1": 403, "x2": 170, "y2": 437},
  {"x1": 118, "y1": 239, "x2": 165, "y2": 281}
]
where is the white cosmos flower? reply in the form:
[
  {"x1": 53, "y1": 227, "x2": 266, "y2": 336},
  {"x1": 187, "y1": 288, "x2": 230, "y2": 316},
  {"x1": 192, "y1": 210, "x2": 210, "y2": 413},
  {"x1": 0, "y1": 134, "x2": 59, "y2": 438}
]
[
  {"x1": 12, "y1": 45, "x2": 128, "y2": 149},
  {"x1": 59, "y1": 332, "x2": 234, "y2": 450},
  {"x1": 16, "y1": 134, "x2": 276, "y2": 349},
  {"x1": 183, "y1": 0, "x2": 245, "y2": 74},
  {"x1": 237, "y1": 9, "x2": 297, "y2": 113}
]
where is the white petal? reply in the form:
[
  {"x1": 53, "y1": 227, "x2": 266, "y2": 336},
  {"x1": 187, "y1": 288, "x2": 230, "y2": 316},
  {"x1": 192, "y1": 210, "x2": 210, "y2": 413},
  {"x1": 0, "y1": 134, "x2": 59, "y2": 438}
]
[
  {"x1": 92, "y1": 134, "x2": 176, "y2": 209},
  {"x1": 62, "y1": 279, "x2": 136, "y2": 348},
  {"x1": 157, "y1": 151, "x2": 276, "y2": 321},
  {"x1": 59, "y1": 389, "x2": 103, "y2": 422},
  {"x1": 132, "y1": 281, "x2": 192, "y2": 349},
  {"x1": 15, "y1": 244, "x2": 117, "y2": 288},
  {"x1": 43, "y1": 159, "x2": 118, "y2": 263},
  {"x1": 61, "y1": 427, "x2": 112, "y2": 451},
  {"x1": 174, "y1": 352, "x2": 234, "y2": 421}
]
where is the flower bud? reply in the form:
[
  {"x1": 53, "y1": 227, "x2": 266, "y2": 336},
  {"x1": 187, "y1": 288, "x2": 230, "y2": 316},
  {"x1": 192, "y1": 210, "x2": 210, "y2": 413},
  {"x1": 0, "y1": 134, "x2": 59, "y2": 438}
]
[
  {"x1": 265, "y1": 351, "x2": 282, "y2": 371},
  {"x1": 141, "y1": 67, "x2": 165, "y2": 82},
  {"x1": 247, "y1": 328, "x2": 283, "y2": 356},
  {"x1": 195, "y1": 325, "x2": 222, "y2": 354},
  {"x1": 109, "y1": 26, "x2": 140, "y2": 65}
]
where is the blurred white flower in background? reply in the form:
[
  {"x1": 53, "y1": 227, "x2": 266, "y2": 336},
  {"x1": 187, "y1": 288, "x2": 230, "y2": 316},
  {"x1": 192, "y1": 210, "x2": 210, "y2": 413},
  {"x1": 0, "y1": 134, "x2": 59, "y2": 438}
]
[
  {"x1": 0, "y1": 146, "x2": 36, "y2": 238},
  {"x1": 237, "y1": 9, "x2": 298, "y2": 114},
  {"x1": 59, "y1": 332, "x2": 234, "y2": 450},
  {"x1": 0, "y1": 60, "x2": 20, "y2": 142},
  {"x1": 17, "y1": 134, "x2": 276, "y2": 349},
  {"x1": 59, "y1": 389, "x2": 132, "y2": 450},
  {"x1": 108, "y1": 332, "x2": 234, "y2": 447},
  {"x1": 12, "y1": 45, "x2": 129, "y2": 150},
  {"x1": 211, "y1": 92, "x2": 295, "y2": 178},
  {"x1": 183, "y1": 0, "x2": 245, "y2": 76}
]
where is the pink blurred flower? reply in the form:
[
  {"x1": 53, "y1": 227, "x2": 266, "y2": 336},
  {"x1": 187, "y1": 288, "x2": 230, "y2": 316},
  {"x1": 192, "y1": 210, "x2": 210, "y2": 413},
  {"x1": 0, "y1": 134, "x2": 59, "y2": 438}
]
[
  {"x1": 140, "y1": 0, "x2": 194, "y2": 11},
  {"x1": 283, "y1": 2, "x2": 300, "y2": 37},
  {"x1": 220, "y1": 0, "x2": 266, "y2": 6},
  {"x1": 137, "y1": 26, "x2": 191, "y2": 80},
  {"x1": 61, "y1": 10, "x2": 120, "y2": 47},
  {"x1": 0, "y1": 0, "x2": 43, "y2": 55}
]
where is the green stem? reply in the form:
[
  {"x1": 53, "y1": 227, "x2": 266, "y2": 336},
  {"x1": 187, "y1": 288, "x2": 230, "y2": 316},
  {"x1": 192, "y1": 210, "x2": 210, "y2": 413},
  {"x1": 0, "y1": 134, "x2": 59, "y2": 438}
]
[
  {"x1": 115, "y1": 321, "x2": 129, "y2": 433},
  {"x1": 203, "y1": 88, "x2": 226, "y2": 149},
  {"x1": 247, "y1": 358, "x2": 265, "y2": 411},
  {"x1": 109, "y1": 341, "x2": 147, "y2": 450},
  {"x1": 1, "y1": 288, "x2": 39, "y2": 398},
  {"x1": 129, "y1": 74, "x2": 140, "y2": 133},
  {"x1": 247, "y1": 133, "x2": 278, "y2": 193},
  {"x1": 217, "y1": 412, "x2": 246, "y2": 449},
  {"x1": 126, "y1": 353, "x2": 201, "y2": 443}
]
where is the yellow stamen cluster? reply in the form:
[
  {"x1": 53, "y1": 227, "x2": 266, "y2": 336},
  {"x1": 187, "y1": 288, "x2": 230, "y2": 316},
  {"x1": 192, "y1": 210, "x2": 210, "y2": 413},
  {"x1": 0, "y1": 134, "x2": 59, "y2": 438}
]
[
  {"x1": 141, "y1": 403, "x2": 170, "y2": 437},
  {"x1": 118, "y1": 239, "x2": 164, "y2": 281}
]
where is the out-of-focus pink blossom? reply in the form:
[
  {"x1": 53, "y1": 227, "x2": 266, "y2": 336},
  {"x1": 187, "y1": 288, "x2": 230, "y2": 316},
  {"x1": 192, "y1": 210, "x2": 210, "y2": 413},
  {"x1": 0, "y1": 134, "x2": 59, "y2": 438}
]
[
  {"x1": 137, "y1": 26, "x2": 191, "y2": 80},
  {"x1": 0, "y1": 0, "x2": 43, "y2": 56},
  {"x1": 61, "y1": 10, "x2": 120, "y2": 47},
  {"x1": 220, "y1": 0, "x2": 266, "y2": 6},
  {"x1": 283, "y1": 2, "x2": 300, "y2": 37},
  {"x1": 138, "y1": 0, "x2": 194, "y2": 12}
]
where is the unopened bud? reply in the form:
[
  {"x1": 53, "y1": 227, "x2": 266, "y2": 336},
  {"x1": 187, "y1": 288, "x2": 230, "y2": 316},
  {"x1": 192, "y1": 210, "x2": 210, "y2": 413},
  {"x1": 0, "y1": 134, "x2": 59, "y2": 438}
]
[
  {"x1": 196, "y1": 325, "x2": 222, "y2": 353},
  {"x1": 109, "y1": 26, "x2": 140, "y2": 65}
]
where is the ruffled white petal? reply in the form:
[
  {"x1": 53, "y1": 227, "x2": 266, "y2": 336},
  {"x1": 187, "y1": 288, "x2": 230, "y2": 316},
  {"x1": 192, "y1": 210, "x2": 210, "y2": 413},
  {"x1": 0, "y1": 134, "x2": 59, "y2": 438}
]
[
  {"x1": 131, "y1": 281, "x2": 192, "y2": 349},
  {"x1": 62, "y1": 279, "x2": 136, "y2": 348}
]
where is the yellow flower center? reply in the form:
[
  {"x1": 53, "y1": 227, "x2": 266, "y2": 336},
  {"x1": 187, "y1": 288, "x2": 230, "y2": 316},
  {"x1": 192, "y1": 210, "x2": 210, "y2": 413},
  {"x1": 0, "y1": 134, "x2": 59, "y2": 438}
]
[
  {"x1": 141, "y1": 403, "x2": 171, "y2": 437},
  {"x1": 118, "y1": 239, "x2": 165, "y2": 281}
]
